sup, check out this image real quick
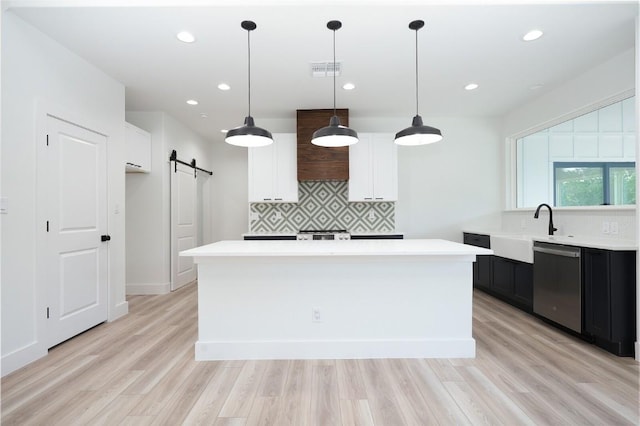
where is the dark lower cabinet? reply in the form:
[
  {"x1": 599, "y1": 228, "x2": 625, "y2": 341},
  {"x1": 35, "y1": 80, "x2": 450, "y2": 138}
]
[
  {"x1": 476, "y1": 256, "x2": 493, "y2": 291},
  {"x1": 583, "y1": 248, "x2": 636, "y2": 356},
  {"x1": 463, "y1": 233, "x2": 636, "y2": 357},
  {"x1": 491, "y1": 257, "x2": 514, "y2": 296},
  {"x1": 463, "y1": 233, "x2": 492, "y2": 291},
  {"x1": 513, "y1": 262, "x2": 533, "y2": 308},
  {"x1": 491, "y1": 256, "x2": 533, "y2": 312}
]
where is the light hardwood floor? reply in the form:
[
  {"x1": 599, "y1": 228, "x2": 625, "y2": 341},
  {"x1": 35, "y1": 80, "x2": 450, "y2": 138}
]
[{"x1": 2, "y1": 282, "x2": 639, "y2": 425}]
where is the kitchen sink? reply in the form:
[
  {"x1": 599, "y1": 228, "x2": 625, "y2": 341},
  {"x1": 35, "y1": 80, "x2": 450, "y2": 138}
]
[{"x1": 489, "y1": 234, "x2": 534, "y2": 263}]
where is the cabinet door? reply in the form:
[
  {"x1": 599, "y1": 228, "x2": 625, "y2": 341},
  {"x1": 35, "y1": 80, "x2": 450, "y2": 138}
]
[
  {"x1": 513, "y1": 262, "x2": 533, "y2": 310},
  {"x1": 348, "y1": 133, "x2": 373, "y2": 201},
  {"x1": 125, "y1": 122, "x2": 151, "y2": 173},
  {"x1": 583, "y1": 248, "x2": 611, "y2": 340},
  {"x1": 273, "y1": 134, "x2": 298, "y2": 202},
  {"x1": 492, "y1": 257, "x2": 514, "y2": 297},
  {"x1": 249, "y1": 134, "x2": 298, "y2": 203},
  {"x1": 371, "y1": 133, "x2": 397, "y2": 201},
  {"x1": 248, "y1": 144, "x2": 275, "y2": 202},
  {"x1": 349, "y1": 133, "x2": 397, "y2": 202},
  {"x1": 476, "y1": 256, "x2": 493, "y2": 290}
]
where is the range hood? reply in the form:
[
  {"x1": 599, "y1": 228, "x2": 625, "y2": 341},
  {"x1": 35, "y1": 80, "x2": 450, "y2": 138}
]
[{"x1": 296, "y1": 109, "x2": 349, "y2": 181}]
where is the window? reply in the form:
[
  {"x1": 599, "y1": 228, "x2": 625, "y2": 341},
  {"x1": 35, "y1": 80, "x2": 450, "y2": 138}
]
[
  {"x1": 554, "y1": 162, "x2": 635, "y2": 206},
  {"x1": 515, "y1": 96, "x2": 636, "y2": 208}
]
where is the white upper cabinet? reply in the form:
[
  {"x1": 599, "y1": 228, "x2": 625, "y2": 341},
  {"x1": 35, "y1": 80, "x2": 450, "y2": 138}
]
[
  {"x1": 125, "y1": 122, "x2": 151, "y2": 173},
  {"x1": 349, "y1": 133, "x2": 397, "y2": 202},
  {"x1": 248, "y1": 133, "x2": 298, "y2": 203}
]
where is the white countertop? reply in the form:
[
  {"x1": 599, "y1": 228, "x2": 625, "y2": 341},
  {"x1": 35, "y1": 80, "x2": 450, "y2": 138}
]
[
  {"x1": 463, "y1": 229, "x2": 636, "y2": 251},
  {"x1": 531, "y1": 235, "x2": 637, "y2": 251},
  {"x1": 182, "y1": 239, "x2": 492, "y2": 258},
  {"x1": 242, "y1": 232, "x2": 405, "y2": 237}
]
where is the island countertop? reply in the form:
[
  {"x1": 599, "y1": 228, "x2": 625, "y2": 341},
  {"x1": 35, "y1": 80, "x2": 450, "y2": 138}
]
[
  {"x1": 181, "y1": 238, "x2": 493, "y2": 259},
  {"x1": 183, "y1": 238, "x2": 488, "y2": 361}
]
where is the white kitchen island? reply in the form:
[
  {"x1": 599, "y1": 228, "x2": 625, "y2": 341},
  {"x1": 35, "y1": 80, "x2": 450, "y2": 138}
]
[{"x1": 181, "y1": 239, "x2": 492, "y2": 360}]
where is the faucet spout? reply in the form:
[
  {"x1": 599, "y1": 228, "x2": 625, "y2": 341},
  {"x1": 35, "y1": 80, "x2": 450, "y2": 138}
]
[{"x1": 534, "y1": 203, "x2": 557, "y2": 235}]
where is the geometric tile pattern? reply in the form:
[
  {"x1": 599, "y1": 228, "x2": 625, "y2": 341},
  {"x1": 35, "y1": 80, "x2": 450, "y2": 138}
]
[{"x1": 250, "y1": 181, "x2": 395, "y2": 233}]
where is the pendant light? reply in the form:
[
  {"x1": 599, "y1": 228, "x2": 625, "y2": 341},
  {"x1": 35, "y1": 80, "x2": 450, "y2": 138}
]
[
  {"x1": 311, "y1": 20, "x2": 358, "y2": 147},
  {"x1": 225, "y1": 20, "x2": 273, "y2": 147},
  {"x1": 394, "y1": 20, "x2": 442, "y2": 146}
]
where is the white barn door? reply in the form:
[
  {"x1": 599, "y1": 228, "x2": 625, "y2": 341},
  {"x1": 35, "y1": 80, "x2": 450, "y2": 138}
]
[
  {"x1": 43, "y1": 115, "x2": 108, "y2": 348},
  {"x1": 171, "y1": 162, "x2": 197, "y2": 291}
]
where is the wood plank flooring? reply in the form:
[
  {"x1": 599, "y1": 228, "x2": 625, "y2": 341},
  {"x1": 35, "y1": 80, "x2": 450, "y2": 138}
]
[{"x1": 2, "y1": 283, "x2": 638, "y2": 425}]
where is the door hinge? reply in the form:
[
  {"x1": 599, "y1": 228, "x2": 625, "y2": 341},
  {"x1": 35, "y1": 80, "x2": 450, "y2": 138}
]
[
  {"x1": 46, "y1": 134, "x2": 49, "y2": 146},
  {"x1": 46, "y1": 307, "x2": 50, "y2": 319},
  {"x1": 46, "y1": 221, "x2": 49, "y2": 232}
]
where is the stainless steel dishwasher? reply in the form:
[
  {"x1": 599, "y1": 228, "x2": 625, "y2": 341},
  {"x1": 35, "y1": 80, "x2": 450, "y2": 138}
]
[{"x1": 533, "y1": 241, "x2": 582, "y2": 333}]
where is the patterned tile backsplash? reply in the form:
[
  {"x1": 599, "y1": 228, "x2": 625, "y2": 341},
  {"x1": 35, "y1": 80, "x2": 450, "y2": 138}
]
[{"x1": 250, "y1": 181, "x2": 395, "y2": 233}]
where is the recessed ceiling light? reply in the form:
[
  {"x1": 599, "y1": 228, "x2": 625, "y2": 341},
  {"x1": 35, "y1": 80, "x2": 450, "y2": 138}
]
[
  {"x1": 220, "y1": 129, "x2": 228, "y2": 133},
  {"x1": 343, "y1": 83, "x2": 355, "y2": 91},
  {"x1": 522, "y1": 29, "x2": 543, "y2": 42},
  {"x1": 464, "y1": 83, "x2": 479, "y2": 91},
  {"x1": 530, "y1": 84, "x2": 544, "y2": 90},
  {"x1": 218, "y1": 83, "x2": 231, "y2": 91},
  {"x1": 176, "y1": 31, "x2": 195, "y2": 43},
  {"x1": 200, "y1": 113, "x2": 208, "y2": 118},
  {"x1": 186, "y1": 99, "x2": 198, "y2": 105}
]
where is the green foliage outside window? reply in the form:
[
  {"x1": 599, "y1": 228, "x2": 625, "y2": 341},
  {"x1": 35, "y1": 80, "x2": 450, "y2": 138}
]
[{"x1": 554, "y1": 163, "x2": 635, "y2": 206}]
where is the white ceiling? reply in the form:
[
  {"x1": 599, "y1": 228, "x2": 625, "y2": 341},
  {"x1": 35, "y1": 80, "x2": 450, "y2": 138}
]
[{"x1": 5, "y1": 1, "x2": 638, "y2": 142}]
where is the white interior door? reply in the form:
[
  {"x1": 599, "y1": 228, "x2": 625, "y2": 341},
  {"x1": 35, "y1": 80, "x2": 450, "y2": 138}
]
[
  {"x1": 44, "y1": 115, "x2": 108, "y2": 348},
  {"x1": 171, "y1": 162, "x2": 197, "y2": 291}
]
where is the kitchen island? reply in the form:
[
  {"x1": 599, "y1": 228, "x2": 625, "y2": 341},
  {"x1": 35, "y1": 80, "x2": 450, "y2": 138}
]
[{"x1": 181, "y1": 239, "x2": 492, "y2": 360}]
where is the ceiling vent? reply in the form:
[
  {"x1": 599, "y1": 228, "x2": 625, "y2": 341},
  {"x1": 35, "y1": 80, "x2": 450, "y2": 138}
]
[{"x1": 310, "y1": 61, "x2": 341, "y2": 77}]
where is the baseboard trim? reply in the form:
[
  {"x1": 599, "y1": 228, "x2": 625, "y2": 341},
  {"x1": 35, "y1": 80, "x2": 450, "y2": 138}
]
[
  {"x1": 635, "y1": 341, "x2": 639, "y2": 362},
  {"x1": 109, "y1": 300, "x2": 129, "y2": 321},
  {"x1": 195, "y1": 338, "x2": 476, "y2": 361},
  {"x1": 126, "y1": 282, "x2": 171, "y2": 295},
  {"x1": 1, "y1": 341, "x2": 47, "y2": 377}
]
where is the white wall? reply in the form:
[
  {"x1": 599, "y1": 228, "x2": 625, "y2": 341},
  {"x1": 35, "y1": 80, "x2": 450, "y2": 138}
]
[
  {"x1": 503, "y1": 49, "x2": 635, "y2": 138},
  {"x1": 125, "y1": 111, "x2": 212, "y2": 294},
  {"x1": 208, "y1": 115, "x2": 503, "y2": 242},
  {"x1": 501, "y1": 47, "x2": 636, "y2": 240},
  {"x1": 1, "y1": 12, "x2": 126, "y2": 375}
]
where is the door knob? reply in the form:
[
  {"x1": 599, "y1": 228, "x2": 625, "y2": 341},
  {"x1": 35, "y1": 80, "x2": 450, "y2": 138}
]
[{"x1": 101, "y1": 235, "x2": 111, "y2": 242}]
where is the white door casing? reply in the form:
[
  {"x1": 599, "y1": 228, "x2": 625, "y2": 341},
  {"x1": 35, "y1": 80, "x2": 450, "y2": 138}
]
[
  {"x1": 43, "y1": 115, "x2": 109, "y2": 348},
  {"x1": 171, "y1": 162, "x2": 197, "y2": 291}
]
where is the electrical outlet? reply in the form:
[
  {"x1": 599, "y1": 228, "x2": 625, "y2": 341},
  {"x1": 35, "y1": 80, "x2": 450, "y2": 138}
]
[
  {"x1": 312, "y1": 307, "x2": 322, "y2": 323},
  {"x1": 250, "y1": 212, "x2": 260, "y2": 221},
  {"x1": 274, "y1": 211, "x2": 282, "y2": 220},
  {"x1": 601, "y1": 221, "x2": 610, "y2": 234},
  {"x1": 368, "y1": 210, "x2": 376, "y2": 221},
  {"x1": 610, "y1": 221, "x2": 619, "y2": 234}
]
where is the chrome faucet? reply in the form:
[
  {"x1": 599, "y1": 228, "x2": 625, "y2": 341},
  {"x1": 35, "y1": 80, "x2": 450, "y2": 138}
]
[{"x1": 534, "y1": 203, "x2": 557, "y2": 235}]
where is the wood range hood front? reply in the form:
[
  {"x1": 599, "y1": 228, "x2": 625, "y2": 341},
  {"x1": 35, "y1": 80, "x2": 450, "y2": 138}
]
[{"x1": 297, "y1": 109, "x2": 349, "y2": 181}]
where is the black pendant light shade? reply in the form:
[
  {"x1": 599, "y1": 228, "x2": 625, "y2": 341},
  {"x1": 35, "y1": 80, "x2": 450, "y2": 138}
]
[
  {"x1": 395, "y1": 20, "x2": 442, "y2": 146},
  {"x1": 394, "y1": 115, "x2": 442, "y2": 146},
  {"x1": 225, "y1": 20, "x2": 273, "y2": 148},
  {"x1": 312, "y1": 115, "x2": 358, "y2": 147},
  {"x1": 311, "y1": 20, "x2": 358, "y2": 147},
  {"x1": 225, "y1": 116, "x2": 273, "y2": 147}
]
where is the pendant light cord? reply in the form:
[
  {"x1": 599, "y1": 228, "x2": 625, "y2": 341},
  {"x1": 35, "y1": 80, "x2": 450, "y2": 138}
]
[
  {"x1": 247, "y1": 28, "x2": 252, "y2": 118},
  {"x1": 414, "y1": 27, "x2": 419, "y2": 116},
  {"x1": 332, "y1": 27, "x2": 336, "y2": 116}
]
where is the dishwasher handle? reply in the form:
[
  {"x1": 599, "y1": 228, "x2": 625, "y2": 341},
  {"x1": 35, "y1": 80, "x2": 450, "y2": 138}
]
[{"x1": 533, "y1": 245, "x2": 580, "y2": 258}]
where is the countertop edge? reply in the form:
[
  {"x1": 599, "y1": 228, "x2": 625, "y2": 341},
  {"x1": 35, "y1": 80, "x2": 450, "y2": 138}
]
[{"x1": 463, "y1": 230, "x2": 636, "y2": 251}]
